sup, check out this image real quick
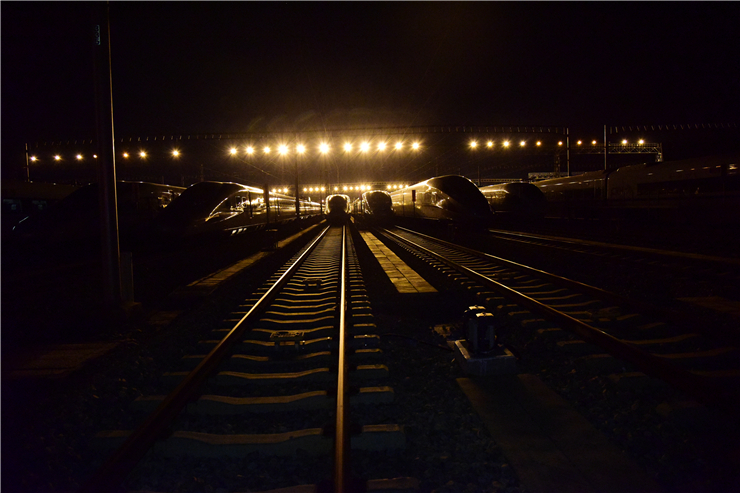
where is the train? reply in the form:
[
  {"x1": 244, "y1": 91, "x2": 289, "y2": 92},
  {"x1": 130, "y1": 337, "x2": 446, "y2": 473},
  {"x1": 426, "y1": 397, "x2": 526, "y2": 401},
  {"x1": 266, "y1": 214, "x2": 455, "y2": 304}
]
[
  {"x1": 151, "y1": 181, "x2": 322, "y2": 239},
  {"x1": 9, "y1": 180, "x2": 184, "y2": 252},
  {"x1": 478, "y1": 182, "x2": 547, "y2": 221},
  {"x1": 324, "y1": 194, "x2": 352, "y2": 224},
  {"x1": 390, "y1": 175, "x2": 494, "y2": 227},
  {"x1": 533, "y1": 152, "x2": 740, "y2": 225},
  {"x1": 352, "y1": 190, "x2": 394, "y2": 225}
]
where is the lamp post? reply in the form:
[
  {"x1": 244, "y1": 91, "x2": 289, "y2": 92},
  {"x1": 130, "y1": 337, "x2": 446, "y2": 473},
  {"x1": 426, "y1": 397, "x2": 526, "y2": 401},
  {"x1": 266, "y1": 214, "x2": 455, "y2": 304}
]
[
  {"x1": 92, "y1": 1, "x2": 122, "y2": 308},
  {"x1": 295, "y1": 140, "x2": 306, "y2": 219},
  {"x1": 319, "y1": 142, "x2": 330, "y2": 214},
  {"x1": 469, "y1": 140, "x2": 479, "y2": 186}
]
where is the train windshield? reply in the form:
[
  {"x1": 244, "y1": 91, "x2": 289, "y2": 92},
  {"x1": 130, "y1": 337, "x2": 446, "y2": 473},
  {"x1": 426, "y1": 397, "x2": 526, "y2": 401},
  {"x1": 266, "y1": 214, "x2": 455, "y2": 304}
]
[
  {"x1": 505, "y1": 182, "x2": 546, "y2": 201},
  {"x1": 428, "y1": 175, "x2": 490, "y2": 213}
]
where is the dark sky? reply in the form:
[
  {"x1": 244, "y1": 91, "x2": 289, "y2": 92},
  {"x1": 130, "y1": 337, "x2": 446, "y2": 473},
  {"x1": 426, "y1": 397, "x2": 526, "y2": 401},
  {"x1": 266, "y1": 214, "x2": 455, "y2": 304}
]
[{"x1": 3, "y1": 2, "x2": 739, "y2": 183}]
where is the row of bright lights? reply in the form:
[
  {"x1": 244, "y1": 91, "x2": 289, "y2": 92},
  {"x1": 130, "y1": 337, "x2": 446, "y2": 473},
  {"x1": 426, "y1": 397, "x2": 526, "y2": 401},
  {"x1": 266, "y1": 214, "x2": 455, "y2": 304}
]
[
  {"x1": 28, "y1": 139, "x2": 648, "y2": 162},
  {"x1": 233, "y1": 140, "x2": 422, "y2": 156},
  {"x1": 285, "y1": 184, "x2": 409, "y2": 194},
  {"x1": 30, "y1": 154, "x2": 99, "y2": 162},
  {"x1": 469, "y1": 139, "x2": 646, "y2": 148}
]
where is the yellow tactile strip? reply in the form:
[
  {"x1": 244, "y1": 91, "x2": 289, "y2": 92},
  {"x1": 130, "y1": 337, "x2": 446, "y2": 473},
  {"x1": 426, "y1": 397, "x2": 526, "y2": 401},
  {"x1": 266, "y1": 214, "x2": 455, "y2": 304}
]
[{"x1": 359, "y1": 232, "x2": 437, "y2": 294}]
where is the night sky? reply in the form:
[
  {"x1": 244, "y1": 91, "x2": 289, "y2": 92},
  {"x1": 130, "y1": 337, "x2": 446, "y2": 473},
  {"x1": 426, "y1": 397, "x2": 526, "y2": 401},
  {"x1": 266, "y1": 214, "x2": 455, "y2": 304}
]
[{"x1": 3, "y1": 2, "x2": 739, "y2": 184}]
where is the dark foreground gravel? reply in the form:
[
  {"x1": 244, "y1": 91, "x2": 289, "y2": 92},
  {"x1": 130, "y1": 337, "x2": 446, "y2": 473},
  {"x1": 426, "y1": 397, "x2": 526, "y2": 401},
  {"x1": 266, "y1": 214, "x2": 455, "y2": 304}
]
[
  {"x1": 2, "y1": 223, "x2": 524, "y2": 493},
  {"x1": 5, "y1": 219, "x2": 740, "y2": 492}
]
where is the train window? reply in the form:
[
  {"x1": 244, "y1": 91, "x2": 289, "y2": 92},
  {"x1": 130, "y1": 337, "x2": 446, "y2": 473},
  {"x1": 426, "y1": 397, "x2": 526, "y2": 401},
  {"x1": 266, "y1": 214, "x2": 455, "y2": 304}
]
[
  {"x1": 3, "y1": 198, "x2": 22, "y2": 213},
  {"x1": 31, "y1": 199, "x2": 49, "y2": 211},
  {"x1": 228, "y1": 195, "x2": 247, "y2": 212}
]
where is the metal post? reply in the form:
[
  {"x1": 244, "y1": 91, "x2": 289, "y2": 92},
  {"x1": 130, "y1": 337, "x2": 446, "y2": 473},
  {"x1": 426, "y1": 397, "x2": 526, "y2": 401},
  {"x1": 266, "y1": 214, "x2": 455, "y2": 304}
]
[
  {"x1": 24, "y1": 143, "x2": 31, "y2": 182},
  {"x1": 295, "y1": 133, "x2": 300, "y2": 219},
  {"x1": 295, "y1": 159, "x2": 300, "y2": 219},
  {"x1": 604, "y1": 125, "x2": 608, "y2": 170},
  {"x1": 566, "y1": 128, "x2": 570, "y2": 177},
  {"x1": 93, "y1": 2, "x2": 121, "y2": 307}
]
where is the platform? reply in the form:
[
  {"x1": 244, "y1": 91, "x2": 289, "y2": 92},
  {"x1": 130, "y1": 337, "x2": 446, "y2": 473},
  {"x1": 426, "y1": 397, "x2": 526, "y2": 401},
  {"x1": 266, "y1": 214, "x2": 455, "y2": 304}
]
[{"x1": 359, "y1": 231, "x2": 437, "y2": 294}]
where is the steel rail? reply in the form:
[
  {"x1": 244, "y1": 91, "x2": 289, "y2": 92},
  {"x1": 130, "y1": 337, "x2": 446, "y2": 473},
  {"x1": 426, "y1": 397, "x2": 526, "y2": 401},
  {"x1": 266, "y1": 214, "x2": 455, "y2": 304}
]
[
  {"x1": 334, "y1": 225, "x2": 350, "y2": 492},
  {"x1": 382, "y1": 227, "x2": 740, "y2": 415},
  {"x1": 81, "y1": 225, "x2": 331, "y2": 493},
  {"x1": 394, "y1": 226, "x2": 736, "y2": 344},
  {"x1": 488, "y1": 228, "x2": 740, "y2": 266},
  {"x1": 394, "y1": 226, "x2": 679, "y2": 315}
]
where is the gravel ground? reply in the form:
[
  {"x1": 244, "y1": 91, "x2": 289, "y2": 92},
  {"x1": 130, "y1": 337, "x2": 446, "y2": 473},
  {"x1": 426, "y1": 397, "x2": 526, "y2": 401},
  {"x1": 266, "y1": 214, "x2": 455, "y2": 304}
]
[
  {"x1": 3, "y1": 223, "x2": 524, "y2": 493},
  {"x1": 4, "y1": 219, "x2": 739, "y2": 492}
]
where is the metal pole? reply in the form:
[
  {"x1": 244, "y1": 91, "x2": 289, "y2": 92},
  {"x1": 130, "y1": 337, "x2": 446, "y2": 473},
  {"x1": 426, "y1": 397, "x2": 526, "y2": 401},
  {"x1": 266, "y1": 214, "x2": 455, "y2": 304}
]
[
  {"x1": 604, "y1": 125, "x2": 608, "y2": 170},
  {"x1": 295, "y1": 133, "x2": 300, "y2": 219},
  {"x1": 24, "y1": 143, "x2": 30, "y2": 182},
  {"x1": 566, "y1": 127, "x2": 570, "y2": 177},
  {"x1": 93, "y1": 1, "x2": 121, "y2": 307},
  {"x1": 295, "y1": 158, "x2": 300, "y2": 219}
]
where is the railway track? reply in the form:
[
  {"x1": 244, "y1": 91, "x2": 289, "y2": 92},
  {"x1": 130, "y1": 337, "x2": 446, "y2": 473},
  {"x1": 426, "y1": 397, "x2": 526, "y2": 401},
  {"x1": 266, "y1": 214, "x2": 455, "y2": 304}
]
[
  {"x1": 84, "y1": 224, "x2": 413, "y2": 492},
  {"x1": 488, "y1": 228, "x2": 740, "y2": 287},
  {"x1": 374, "y1": 226, "x2": 740, "y2": 415},
  {"x1": 485, "y1": 227, "x2": 740, "y2": 312}
]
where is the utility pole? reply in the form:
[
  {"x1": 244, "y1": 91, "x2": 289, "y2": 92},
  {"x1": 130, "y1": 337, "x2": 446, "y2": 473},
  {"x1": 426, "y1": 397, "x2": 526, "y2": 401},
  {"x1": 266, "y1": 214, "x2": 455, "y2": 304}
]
[
  {"x1": 566, "y1": 127, "x2": 570, "y2": 177},
  {"x1": 92, "y1": 1, "x2": 121, "y2": 308},
  {"x1": 294, "y1": 133, "x2": 301, "y2": 219},
  {"x1": 604, "y1": 125, "x2": 608, "y2": 170},
  {"x1": 25, "y1": 143, "x2": 31, "y2": 182}
]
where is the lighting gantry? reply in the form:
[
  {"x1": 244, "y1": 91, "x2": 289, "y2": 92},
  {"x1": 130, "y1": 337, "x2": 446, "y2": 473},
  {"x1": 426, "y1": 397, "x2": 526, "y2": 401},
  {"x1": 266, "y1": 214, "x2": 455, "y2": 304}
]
[{"x1": 27, "y1": 135, "x2": 658, "y2": 166}]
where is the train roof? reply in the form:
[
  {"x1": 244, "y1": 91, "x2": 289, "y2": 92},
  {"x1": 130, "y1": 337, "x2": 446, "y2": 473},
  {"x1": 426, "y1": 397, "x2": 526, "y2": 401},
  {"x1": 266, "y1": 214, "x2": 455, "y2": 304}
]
[
  {"x1": 533, "y1": 170, "x2": 609, "y2": 187},
  {"x1": 159, "y1": 181, "x2": 258, "y2": 222},
  {"x1": 326, "y1": 193, "x2": 350, "y2": 200},
  {"x1": 2, "y1": 180, "x2": 80, "y2": 200},
  {"x1": 362, "y1": 189, "x2": 391, "y2": 198},
  {"x1": 480, "y1": 181, "x2": 537, "y2": 191}
]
